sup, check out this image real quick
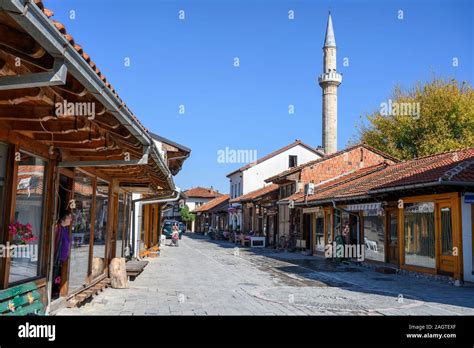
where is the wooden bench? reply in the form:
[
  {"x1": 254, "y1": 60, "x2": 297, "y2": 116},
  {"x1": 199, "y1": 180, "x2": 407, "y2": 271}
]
[
  {"x1": 0, "y1": 281, "x2": 45, "y2": 316},
  {"x1": 126, "y1": 260, "x2": 149, "y2": 281},
  {"x1": 250, "y1": 236, "x2": 266, "y2": 248}
]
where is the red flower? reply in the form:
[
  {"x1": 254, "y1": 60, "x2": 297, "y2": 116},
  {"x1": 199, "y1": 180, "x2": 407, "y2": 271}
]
[{"x1": 9, "y1": 221, "x2": 36, "y2": 245}]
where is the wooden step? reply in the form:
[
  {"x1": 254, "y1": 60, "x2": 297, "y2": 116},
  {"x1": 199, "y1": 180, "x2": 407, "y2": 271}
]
[{"x1": 66, "y1": 278, "x2": 110, "y2": 308}]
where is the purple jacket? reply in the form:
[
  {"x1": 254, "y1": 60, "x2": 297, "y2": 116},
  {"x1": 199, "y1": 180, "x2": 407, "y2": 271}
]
[{"x1": 56, "y1": 225, "x2": 71, "y2": 262}]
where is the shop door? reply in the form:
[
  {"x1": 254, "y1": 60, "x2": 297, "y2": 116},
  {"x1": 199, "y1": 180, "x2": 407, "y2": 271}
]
[
  {"x1": 386, "y1": 209, "x2": 399, "y2": 265},
  {"x1": 438, "y1": 203, "x2": 455, "y2": 274}
]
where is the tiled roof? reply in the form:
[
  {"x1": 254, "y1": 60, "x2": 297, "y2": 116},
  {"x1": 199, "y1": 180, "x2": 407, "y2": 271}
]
[
  {"x1": 286, "y1": 164, "x2": 387, "y2": 203},
  {"x1": 229, "y1": 184, "x2": 279, "y2": 203},
  {"x1": 184, "y1": 187, "x2": 223, "y2": 198},
  {"x1": 295, "y1": 148, "x2": 474, "y2": 204},
  {"x1": 265, "y1": 143, "x2": 399, "y2": 183},
  {"x1": 226, "y1": 140, "x2": 323, "y2": 177},
  {"x1": 193, "y1": 194, "x2": 230, "y2": 213},
  {"x1": 31, "y1": 1, "x2": 148, "y2": 133}
]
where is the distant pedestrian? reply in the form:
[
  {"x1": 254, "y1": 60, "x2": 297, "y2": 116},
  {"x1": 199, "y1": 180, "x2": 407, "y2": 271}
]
[{"x1": 171, "y1": 223, "x2": 180, "y2": 247}]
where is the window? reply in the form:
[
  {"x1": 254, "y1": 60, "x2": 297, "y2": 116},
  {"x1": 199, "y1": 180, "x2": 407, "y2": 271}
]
[
  {"x1": 238, "y1": 182, "x2": 241, "y2": 196},
  {"x1": 93, "y1": 179, "x2": 109, "y2": 267},
  {"x1": 363, "y1": 210, "x2": 385, "y2": 262},
  {"x1": 69, "y1": 172, "x2": 93, "y2": 292},
  {"x1": 9, "y1": 152, "x2": 47, "y2": 284},
  {"x1": 315, "y1": 211, "x2": 325, "y2": 252},
  {"x1": 404, "y1": 202, "x2": 435, "y2": 268},
  {"x1": 326, "y1": 211, "x2": 332, "y2": 243},
  {"x1": 289, "y1": 155, "x2": 298, "y2": 168},
  {"x1": 116, "y1": 193, "x2": 126, "y2": 258},
  {"x1": 440, "y1": 207, "x2": 453, "y2": 256}
]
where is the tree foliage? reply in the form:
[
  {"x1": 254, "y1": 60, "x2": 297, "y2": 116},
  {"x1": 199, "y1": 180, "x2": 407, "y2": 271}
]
[
  {"x1": 356, "y1": 78, "x2": 474, "y2": 160},
  {"x1": 180, "y1": 205, "x2": 195, "y2": 223}
]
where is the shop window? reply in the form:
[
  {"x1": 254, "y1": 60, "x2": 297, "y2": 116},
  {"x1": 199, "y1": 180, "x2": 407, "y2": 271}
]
[
  {"x1": 333, "y1": 210, "x2": 343, "y2": 239},
  {"x1": 363, "y1": 210, "x2": 385, "y2": 262},
  {"x1": 69, "y1": 172, "x2": 93, "y2": 292},
  {"x1": 116, "y1": 193, "x2": 126, "y2": 258},
  {"x1": 9, "y1": 152, "x2": 47, "y2": 284},
  {"x1": 315, "y1": 211, "x2": 325, "y2": 252},
  {"x1": 93, "y1": 179, "x2": 108, "y2": 270},
  {"x1": 326, "y1": 211, "x2": 332, "y2": 243},
  {"x1": 404, "y1": 202, "x2": 435, "y2": 268}
]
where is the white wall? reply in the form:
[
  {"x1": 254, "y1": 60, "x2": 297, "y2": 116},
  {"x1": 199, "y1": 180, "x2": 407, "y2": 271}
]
[
  {"x1": 242, "y1": 145, "x2": 321, "y2": 194},
  {"x1": 462, "y1": 193, "x2": 474, "y2": 283},
  {"x1": 228, "y1": 172, "x2": 243, "y2": 199}
]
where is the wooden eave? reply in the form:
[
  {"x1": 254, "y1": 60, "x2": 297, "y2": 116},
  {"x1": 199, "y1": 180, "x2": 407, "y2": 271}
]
[{"x1": 0, "y1": 10, "x2": 171, "y2": 193}]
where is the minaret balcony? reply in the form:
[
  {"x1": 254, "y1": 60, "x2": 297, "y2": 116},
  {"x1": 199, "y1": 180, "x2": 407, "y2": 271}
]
[{"x1": 318, "y1": 71, "x2": 343, "y2": 85}]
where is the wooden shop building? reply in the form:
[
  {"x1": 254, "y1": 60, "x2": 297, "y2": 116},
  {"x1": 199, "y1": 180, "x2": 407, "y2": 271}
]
[{"x1": 0, "y1": 0, "x2": 189, "y2": 314}]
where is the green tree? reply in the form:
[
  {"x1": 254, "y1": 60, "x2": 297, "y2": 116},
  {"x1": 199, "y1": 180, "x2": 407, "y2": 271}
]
[
  {"x1": 355, "y1": 78, "x2": 474, "y2": 160},
  {"x1": 180, "y1": 205, "x2": 195, "y2": 226}
]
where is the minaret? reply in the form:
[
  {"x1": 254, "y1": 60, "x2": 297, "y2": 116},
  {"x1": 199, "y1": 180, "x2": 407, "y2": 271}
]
[{"x1": 318, "y1": 12, "x2": 342, "y2": 154}]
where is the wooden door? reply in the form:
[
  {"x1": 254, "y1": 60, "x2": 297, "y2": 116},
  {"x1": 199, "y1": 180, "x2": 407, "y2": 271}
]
[
  {"x1": 386, "y1": 209, "x2": 399, "y2": 265},
  {"x1": 438, "y1": 202, "x2": 455, "y2": 274}
]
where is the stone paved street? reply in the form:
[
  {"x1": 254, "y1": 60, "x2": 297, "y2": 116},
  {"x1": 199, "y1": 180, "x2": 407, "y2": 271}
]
[{"x1": 56, "y1": 234, "x2": 474, "y2": 315}]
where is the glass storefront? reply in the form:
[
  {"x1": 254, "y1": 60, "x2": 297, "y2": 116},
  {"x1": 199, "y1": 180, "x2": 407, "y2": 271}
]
[
  {"x1": 116, "y1": 193, "x2": 125, "y2": 257},
  {"x1": 69, "y1": 172, "x2": 93, "y2": 292},
  {"x1": 363, "y1": 209, "x2": 385, "y2": 262},
  {"x1": 93, "y1": 179, "x2": 108, "y2": 263},
  {"x1": 404, "y1": 202, "x2": 435, "y2": 268},
  {"x1": 9, "y1": 152, "x2": 47, "y2": 284},
  {"x1": 315, "y1": 211, "x2": 325, "y2": 252}
]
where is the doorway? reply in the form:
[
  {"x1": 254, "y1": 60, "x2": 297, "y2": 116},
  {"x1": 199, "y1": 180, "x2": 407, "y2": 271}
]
[
  {"x1": 51, "y1": 172, "x2": 74, "y2": 300},
  {"x1": 386, "y1": 209, "x2": 399, "y2": 265},
  {"x1": 303, "y1": 213, "x2": 312, "y2": 251}
]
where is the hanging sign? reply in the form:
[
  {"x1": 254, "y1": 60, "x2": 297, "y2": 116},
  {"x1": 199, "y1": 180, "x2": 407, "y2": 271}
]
[
  {"x1": 302, "y1": 206, "x2": 322, "y2": 214},
  {"x1": 465, "y1": 194, "x2": 474, "y2": 204}
]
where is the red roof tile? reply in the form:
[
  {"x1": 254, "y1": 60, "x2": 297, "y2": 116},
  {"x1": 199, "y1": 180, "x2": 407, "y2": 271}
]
[
  {"x1": 193, "y1": 195, "x2": 230, "y2": 213},
  {"x1": 229, "y1": 184, "x2": 279, "y2": 203},
  {"x1": 295, "y1": 147, "x2": 474, "y2": 204},
  {"x1": 32, "y1": 1, "x2": 149, "y2": 134},
  {"x1": 184, "y1": 187, "x2": 223, "y2": 199},
  {"x1": 265, "y1": 143, "x2": 399, "y2": 183}
]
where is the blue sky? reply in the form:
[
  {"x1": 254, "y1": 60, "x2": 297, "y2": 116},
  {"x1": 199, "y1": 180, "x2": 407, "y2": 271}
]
[{"x1": 47, "y1": 0, "x2": 473, "y2": 193}]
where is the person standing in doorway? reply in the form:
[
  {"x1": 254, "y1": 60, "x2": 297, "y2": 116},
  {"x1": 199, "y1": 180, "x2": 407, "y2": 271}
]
[{"x1": 52, "y1": 211, "x2": 72, "y2": 298}]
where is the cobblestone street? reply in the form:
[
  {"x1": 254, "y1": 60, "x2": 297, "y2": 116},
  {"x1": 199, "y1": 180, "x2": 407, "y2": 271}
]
[{"x1": 56, "y1": 234, "x2": 474, "y2": 316}]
